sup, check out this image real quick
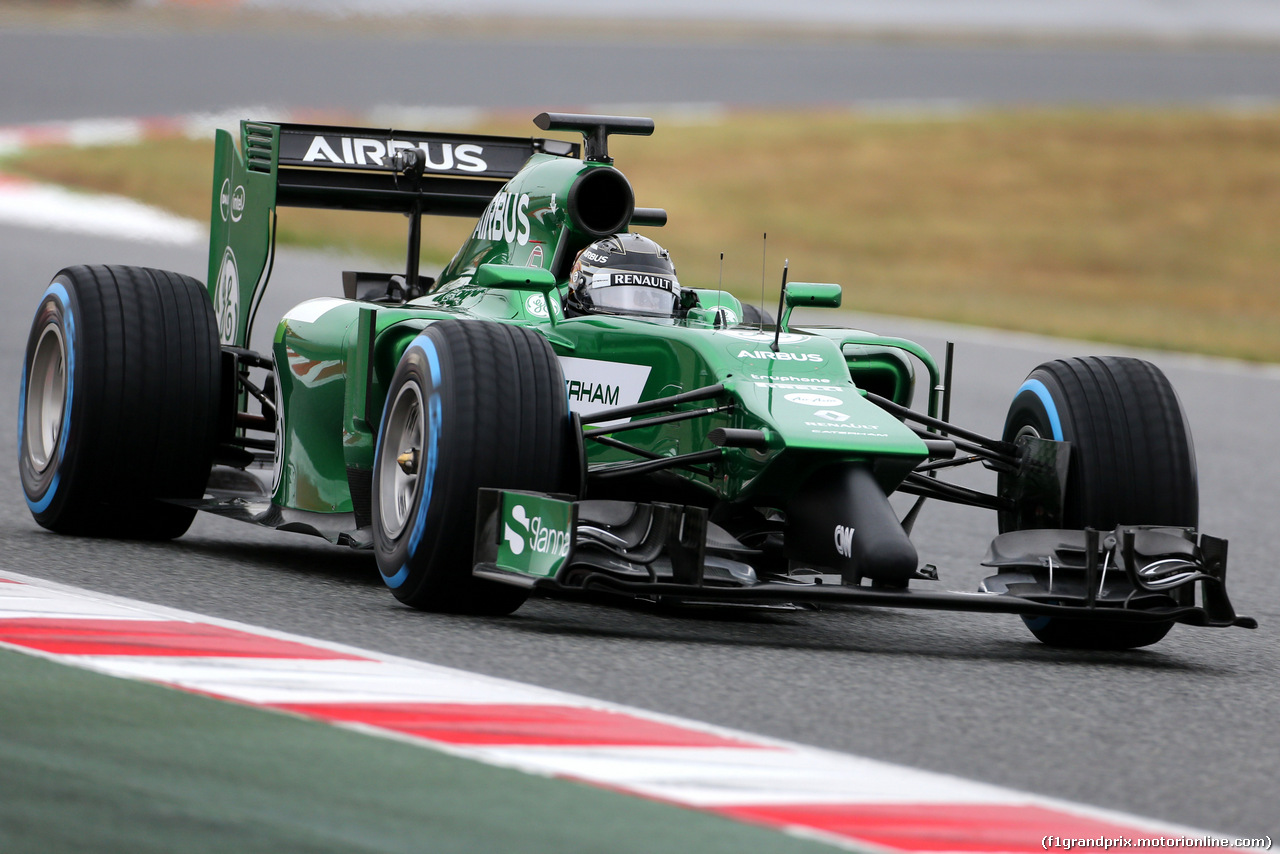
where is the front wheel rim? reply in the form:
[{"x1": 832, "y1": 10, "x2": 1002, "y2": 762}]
[
  {"x1": 1013, "y1": 423, "x2": 1041, "y2": 442},
  {"x1": 26, "y1": 323, "x2": 67, "y2": 473},
  {"x1": 378, "y1": 381, "x2": 425, "y2": 540}
]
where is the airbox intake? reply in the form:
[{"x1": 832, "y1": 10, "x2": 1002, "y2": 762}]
[{"x1": 568, "y1": 166, "x2": 635, "y2": 238}]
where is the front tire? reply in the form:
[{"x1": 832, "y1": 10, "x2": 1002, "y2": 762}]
[
  {"x1": 999, "y1": 356, "x2": 1197, "y2": 649},
  {"x1": 372, "y1": 320, "x2": 571, "y2": 615},
  {"x1": 18, "y1": 265, "x2": 221, "y2": 539}
]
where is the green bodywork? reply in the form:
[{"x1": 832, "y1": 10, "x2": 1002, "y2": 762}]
[
  {"x1": 208, "y1": 122, "x2": 278, "y2": 347},
  {"x1": 207, "y1": 119, "x2": 938, "y2": 520}
]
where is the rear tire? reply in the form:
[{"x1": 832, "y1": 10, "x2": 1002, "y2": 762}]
[
  {"x1": 999, "y1": 356, "x2": 1197, "y2": 649},
  {"x1": 18, "y1": 265, "x2": 221, "y2": 539},
  {"x1": 739, "y1": 303, "x2": 774, "y2": 327},
  {"x1": 372, "y1": 320, "x2": 571, "y2": 615}
]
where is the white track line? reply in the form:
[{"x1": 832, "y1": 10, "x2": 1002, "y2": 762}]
[{"x1": 1, "y1": 570, "x2": 1256, "y2": 853}]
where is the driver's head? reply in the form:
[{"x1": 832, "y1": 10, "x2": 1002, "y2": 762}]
[{"x1": 566, "y1": 233, "x2": 681, "y2": 318}]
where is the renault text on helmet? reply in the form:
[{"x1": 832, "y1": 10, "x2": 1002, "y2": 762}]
[{"x1": 566, "y1": 233, "x2": 682, "y2": 318}]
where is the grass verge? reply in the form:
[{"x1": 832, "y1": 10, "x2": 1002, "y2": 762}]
[
  {"x1": 0, "y1": 647, "x2": 835, "y2": 854},
  {"x1": 4, "y1": 107, "x2": 1278, "y2": 361}
]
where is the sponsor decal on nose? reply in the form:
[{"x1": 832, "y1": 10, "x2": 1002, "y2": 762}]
[
  {"x1": 834, "y1": 524, "x2": 856, "y2": 559},
  {"x1": 785, "y1": 392, "x2": 843, "y2": 407}
]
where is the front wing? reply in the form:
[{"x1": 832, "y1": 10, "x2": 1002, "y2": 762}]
[{"x1": 472, "y1": 489, "x2": 1256, "y2": 630}]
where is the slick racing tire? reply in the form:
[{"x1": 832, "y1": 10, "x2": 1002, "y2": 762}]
[
  {"x1": 999, "y1": 356, "x2": 1197, "y2": 650},
  {"x1": 739, "y1": 303, "x2": 774, "y2": 327},
  {"x1": 19, "y1": 266, "x2": 221, "y2": 539},
  {"x1": 372, "y1": 320, "x2": 571, "y2": 615}
]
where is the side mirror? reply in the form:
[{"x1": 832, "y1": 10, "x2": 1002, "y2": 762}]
[
  {"x1": 784, "y1": 282, "x2": 842, "y2": 309},
  {"x1": 474, "y1": 263, "x2": 558, "y2": 292},
  {"x1": 780, "y1": 282, "x2": 842, "y2": 331}
]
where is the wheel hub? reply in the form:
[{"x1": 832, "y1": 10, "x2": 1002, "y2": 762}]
[
  {"x1": 378, "y1": 382, "x2": 425, "y2": 540},
  {"x1": 25, "y1": 323, "x2": 67, "y2": 473},
  {"x1": 397, "y1": 449, "x2": 419, "y2": 475}
]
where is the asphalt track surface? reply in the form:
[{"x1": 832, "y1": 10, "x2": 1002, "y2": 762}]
[
  {"x1": 2, "y1": 220, "x2": 1278, "y2": 839},
  {"x1": 4, "y1": 19, "x2": 1280, "y2": 125},
  {"x1": 2, "y1": 12, "x2": 1279, "y2": 846}
]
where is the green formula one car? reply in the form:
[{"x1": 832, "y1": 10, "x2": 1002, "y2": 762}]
[{"x1": 18, "y1": 112, "x2": 1256, "y2": 649}]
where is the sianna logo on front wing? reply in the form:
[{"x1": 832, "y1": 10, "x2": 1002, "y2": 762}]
[{"x1": 504, "y1": 504, "x2": 571, "y2": 558}]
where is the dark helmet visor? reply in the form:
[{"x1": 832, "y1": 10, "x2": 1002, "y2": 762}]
[{"x1": 584, "y1": 270, "x2": 680, "y2": 316}]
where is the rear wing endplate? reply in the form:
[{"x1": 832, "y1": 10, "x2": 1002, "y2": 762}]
[{"x1": 207, "y1": 120, "x2": 579, "y2": 347}]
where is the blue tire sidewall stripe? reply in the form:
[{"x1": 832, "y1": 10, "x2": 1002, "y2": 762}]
[
  {"x1": 1016, "y1": 377, "x2": 1062, "y2": 631},
  {"x1": 381, "y1": 334, "x2": 443, "y2": 590},
  {"x1": 22, "y1": 281, "x2": 76, "y2": 515},
  {"x1": 1017, "y1": 378, "x2": 1063, "y2": 441}
]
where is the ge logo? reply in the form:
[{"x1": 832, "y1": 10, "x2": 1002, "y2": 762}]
[
  {"x1": 525, "y1": 294, "x2": 549, "y2": 318},
  {"x1": 214, "y1": 247, "x2": 240, "y2": 345}
]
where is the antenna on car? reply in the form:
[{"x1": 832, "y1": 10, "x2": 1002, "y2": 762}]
[
  {"x1": 715, "y1": 252, "x2": 725, "y2": 322},
  {"x1": 760, "y1": 233, "x2": 767, "y2": 331},
  {"x1": 770, "y1": 260, "x2": 789, "y2": 353}
]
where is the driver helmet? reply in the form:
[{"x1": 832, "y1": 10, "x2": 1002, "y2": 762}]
[{"x1": 566, "y1": 233, "x2": 682, "y2": 318}]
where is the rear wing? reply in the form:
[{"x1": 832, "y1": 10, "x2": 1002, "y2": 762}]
[{"x1": 207, "y1": 120, "x2": 580, "y2": 347}]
